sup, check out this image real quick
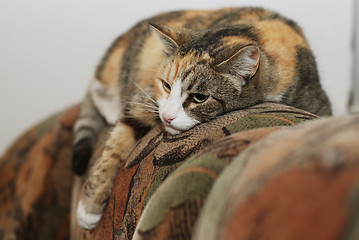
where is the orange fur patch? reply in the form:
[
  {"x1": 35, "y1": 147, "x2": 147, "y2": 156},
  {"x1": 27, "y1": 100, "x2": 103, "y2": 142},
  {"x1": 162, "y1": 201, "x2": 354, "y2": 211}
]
[
  {"x1": 99, "y1": 36, "x2": 130, "y2": 90},
  {"x1": 136, "y1": 35, "x2": 164, "y2": 88},
  {"x1": 221, "y1": 36, "x2": 255, "y2": 48},
  {"x1": 256, "y1": 20, "x2": 309, "y2": 95}
]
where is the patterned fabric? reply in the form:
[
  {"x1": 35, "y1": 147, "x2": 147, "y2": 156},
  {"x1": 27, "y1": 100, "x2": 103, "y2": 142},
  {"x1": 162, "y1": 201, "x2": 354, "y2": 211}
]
[
  {"x1": 132, "y1": 128, "x2": 280, "y2": 240},
  {"x1": 0, "y1": 105, "x2": 80, "y2": 240},
  {"x1": 71, "y1": 103, "x2": 317, "y2": 239},
  {"x1": 193, "y1": 114, "x2": 359, "y2": 240},
  {"x1": 2, "y1": 102, "x2": 358, "y2": 240}
]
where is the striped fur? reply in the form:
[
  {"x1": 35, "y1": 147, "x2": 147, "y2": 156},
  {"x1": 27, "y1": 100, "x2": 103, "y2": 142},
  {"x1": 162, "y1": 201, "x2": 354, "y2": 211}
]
[{"x1": 75, "y1": 7, "x2": 331, "y2": 229}]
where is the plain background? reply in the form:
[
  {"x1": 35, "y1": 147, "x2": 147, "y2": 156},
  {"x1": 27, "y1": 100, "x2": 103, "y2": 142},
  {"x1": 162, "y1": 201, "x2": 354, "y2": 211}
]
[{"x1": 0, "y1": 0, "x2": 354, "y2": 155}]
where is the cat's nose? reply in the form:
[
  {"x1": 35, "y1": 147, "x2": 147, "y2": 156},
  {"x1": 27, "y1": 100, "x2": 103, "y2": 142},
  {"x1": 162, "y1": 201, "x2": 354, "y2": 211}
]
[{"x1": 162, "y1": 114, "x2": 175, "y2": 124}]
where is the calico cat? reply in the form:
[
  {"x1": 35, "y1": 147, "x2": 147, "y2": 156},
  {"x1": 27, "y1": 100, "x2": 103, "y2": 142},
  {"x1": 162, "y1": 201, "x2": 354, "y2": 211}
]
[{"x1": 74, "y1": 7, "x2": 331, "y2": 229}]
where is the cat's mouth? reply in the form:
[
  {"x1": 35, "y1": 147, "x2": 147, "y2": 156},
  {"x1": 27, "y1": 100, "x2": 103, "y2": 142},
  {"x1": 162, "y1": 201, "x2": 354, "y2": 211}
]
[{"x1": 164, "y1": 124, "x2": 182, "y2": 135}]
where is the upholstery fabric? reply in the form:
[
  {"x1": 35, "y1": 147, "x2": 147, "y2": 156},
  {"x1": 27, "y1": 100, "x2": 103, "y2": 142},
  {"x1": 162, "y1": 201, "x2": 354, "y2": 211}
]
[
  {"x1": 193, "y1": 114, "x2": 359, "y2": 240},
  {"x1": 1, "y1": 102, "x2": 358, "y2": 240},
  {"x1": 71, "y1": 103, "x2": 318, "y2": 239},
  {"x1": 0, "y1": 105, "x2": 79, "y2": 240}
]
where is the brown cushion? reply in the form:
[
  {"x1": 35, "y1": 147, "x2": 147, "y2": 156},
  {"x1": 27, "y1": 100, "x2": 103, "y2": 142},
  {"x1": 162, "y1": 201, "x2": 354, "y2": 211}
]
[{"x1": 0, "y1": 104, "x2": 80, "y2": 240}]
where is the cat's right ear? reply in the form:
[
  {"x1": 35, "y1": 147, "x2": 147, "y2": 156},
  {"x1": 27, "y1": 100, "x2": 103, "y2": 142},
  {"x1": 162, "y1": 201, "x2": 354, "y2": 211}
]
[
  {"x1": 216, "y1": 45, "x2": 260, "y2": 82},
  {"x1": 150, "y1": 23, "x2": 180, "y2": 55}
]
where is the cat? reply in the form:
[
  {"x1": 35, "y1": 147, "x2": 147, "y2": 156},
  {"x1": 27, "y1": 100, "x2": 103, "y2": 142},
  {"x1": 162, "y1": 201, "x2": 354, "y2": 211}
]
[{"x1": 74, "y1": 7, "x2": 331, "y2": 229}]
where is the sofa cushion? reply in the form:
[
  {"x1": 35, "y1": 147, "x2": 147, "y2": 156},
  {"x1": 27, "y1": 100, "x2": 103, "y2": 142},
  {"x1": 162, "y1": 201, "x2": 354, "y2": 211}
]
[
  {"x1": 0, "y1": 104, "x2": 80, "y2": 240},
  {"x1": 72, "y1": 103, "x2": 317, "y2": 239},
  {"x1": 0, "y1": 102, "x2": 321, "y2": 240},
  {"x1": 193, "y1": 114, "x2": 359, "y2": 240}
]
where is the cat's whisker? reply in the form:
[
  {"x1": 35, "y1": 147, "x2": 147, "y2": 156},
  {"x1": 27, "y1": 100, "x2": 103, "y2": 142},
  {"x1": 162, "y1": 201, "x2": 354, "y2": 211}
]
[
  {"x1": 142, "y1": 22, "x2": 151, "y2": 30},
  {"x1": 143, "y1": 109, "x2": 160, "y2": 113},
  {"x1": 124, "y1": 105, "x2": 159, "y2": 114},
  {"x1": 136, "y1": 107, "x2": 159, "y2": 113},
  {"x1": 127, "y1": 95, "x2": 151, "y2": 104},
  {"x1": 130, "y1": 101, "x2": 159, "y2": 110},
  {"x1": 125, "y1": 75, "x2": 157, "y2": 105},
  {"x1": 135, "y1": 39, "x2": 146, "y2": 48}
]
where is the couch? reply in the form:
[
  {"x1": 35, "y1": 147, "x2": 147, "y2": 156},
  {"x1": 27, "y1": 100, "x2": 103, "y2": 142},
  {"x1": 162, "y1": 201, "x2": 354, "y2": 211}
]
[{"x1": 0, "y1": 102, "x2": 358, "y2": 240}]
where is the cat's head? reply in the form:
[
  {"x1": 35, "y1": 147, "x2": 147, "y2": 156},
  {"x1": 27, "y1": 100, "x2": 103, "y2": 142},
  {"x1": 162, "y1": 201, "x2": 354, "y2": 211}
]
[{"x1": 151, "y1": 23, "x2": 260, "y2": 135}]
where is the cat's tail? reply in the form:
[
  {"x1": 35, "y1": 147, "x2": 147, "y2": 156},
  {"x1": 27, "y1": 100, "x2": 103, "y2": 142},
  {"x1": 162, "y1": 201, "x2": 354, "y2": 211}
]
[{"x1": 72, "y1": 91, "x2": 105, "y2": 175}]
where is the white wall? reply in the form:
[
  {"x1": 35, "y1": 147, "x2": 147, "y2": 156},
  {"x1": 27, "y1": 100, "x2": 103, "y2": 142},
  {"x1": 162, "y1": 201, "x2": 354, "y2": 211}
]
[
  {"x1": 0, "y1": 0, "x2": 353, "y2": 155},
  {"x1": 352, "y1": 0, "x2": 359, "y2": 112}
]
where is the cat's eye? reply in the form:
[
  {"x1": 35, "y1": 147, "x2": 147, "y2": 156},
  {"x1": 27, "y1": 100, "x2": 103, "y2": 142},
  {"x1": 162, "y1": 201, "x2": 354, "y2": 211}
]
[
  {"x1": 192, "y1": 93, "x2": 209, "y2": 103},
  {"x1": 162, "y1": 80, "x2": 171, "y2": 93}
]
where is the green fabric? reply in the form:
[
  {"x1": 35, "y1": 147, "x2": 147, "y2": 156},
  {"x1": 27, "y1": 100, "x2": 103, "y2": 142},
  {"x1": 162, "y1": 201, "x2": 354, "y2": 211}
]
[
  {"x1": 225, "y1": 110, "x2": 311, "y2": 133},
  {"x1": 139, "y1": 152, "x2": 225, "y2": 231},
  {"x1": 194, "y1": 115, "x2": 359, "y2": 240},
  {"x1": 129, "y1": 103, "x2": 318, "y2": 240}
]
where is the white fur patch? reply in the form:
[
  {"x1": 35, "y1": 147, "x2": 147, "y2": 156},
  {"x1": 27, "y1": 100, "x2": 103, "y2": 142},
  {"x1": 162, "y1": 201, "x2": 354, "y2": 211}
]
[
  {"x1": 265, "y1": 93, "x2": 283, "y2": 102},
  {"x1": 158, "y1": 79, "x2": 199, "y2": 135},
  {"x1": 91, "y1": 79, "x2": 121, "y2": 125},
  {"x1": 76, "y1": 199, "x2": 103, "y2": 230}
]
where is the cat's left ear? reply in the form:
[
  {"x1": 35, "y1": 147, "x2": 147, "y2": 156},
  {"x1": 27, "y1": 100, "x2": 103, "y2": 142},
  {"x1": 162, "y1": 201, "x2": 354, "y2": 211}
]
[
  {"x1": 216, "y1": 45, "x2": 260, "y2": 81},
  {"x1": 150, "y1": 23, "x2": 181, "y2": 55}
]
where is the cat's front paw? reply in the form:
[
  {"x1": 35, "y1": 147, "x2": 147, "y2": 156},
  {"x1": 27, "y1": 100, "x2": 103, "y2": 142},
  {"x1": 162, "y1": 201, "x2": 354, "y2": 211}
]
[{"x1": 76, "y1": 199, "x2": 103, "y2": 229}]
